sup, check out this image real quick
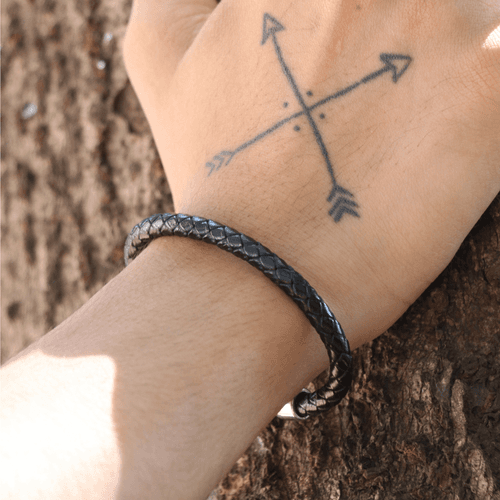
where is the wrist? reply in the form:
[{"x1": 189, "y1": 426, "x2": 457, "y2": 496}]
[
  {"x1": 1, "y1": 231, "x2": 331, "y2": 500},
  {"x1": 116, "y1": 234, "x2": 331, "y2": 497},
  {"x1": 175, "y1": 199, "x2": 408, "y2": 352}
]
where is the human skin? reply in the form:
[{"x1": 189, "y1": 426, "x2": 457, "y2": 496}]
[
  {"x1": 123, "y1": 0, "x2": 500, "y2": 347},
  {"x1": 0, "y1": 1, "x2": 499, "y2": 499},
  {"x1": 1, "y1": 235, "x2": 326, "y2": 499}
]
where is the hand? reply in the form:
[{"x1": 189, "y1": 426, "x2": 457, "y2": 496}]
[{"x1": 122, "y1": 0, "x2": 500, "y2": 351}]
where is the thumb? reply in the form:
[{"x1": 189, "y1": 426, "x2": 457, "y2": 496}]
[{"x1": 123, "y1": 0, "x2": 219, "y2": 90}]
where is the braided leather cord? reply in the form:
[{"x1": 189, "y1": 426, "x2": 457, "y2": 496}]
[{"x1": 124, "y1": 213, "x2": 353, "y2": 420}]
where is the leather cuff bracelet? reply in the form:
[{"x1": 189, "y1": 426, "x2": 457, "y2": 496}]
[{"x1": 124, "y1": 213, "x2": 353, "y2": 420}]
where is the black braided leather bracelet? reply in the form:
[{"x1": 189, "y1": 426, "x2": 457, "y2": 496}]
[{"x1": 123, "y1": 213, "x2": 353, "y2": 420}]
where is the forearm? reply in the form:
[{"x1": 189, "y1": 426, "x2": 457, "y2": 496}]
[{"x1": 0, "y1": 233, "x2": 330, "y2": 500}]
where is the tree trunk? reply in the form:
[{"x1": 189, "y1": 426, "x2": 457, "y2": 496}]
[{"x1": 2, "y1": 0, "x2": 499, "y2": 498}]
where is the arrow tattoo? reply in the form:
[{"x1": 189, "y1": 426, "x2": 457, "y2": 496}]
[{"x1": 206, "y1": 13, "x2": 412, "y2": 223}]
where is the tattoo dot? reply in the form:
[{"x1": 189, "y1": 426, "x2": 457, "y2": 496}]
[
  {"x1": 294, "y1": 125, "x2": 300, "y2": 131},
  {"x1": 283, "y1": 102, "x2": 288, "y2": 108},
  {"x1": 307, "y1": 91, "x2": 313, "y2": 96},
  {"x1": 320, "y1": 113, "x2": 325, "y2": 119}
]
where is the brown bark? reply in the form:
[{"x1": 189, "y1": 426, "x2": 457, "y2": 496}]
[{"x1": 2, "y1": 1, "x2": 499, "y2": 498}]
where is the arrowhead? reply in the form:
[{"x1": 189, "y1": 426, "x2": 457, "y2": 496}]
[
  {"x1": 261, "y1": 13, "x2": 285, "y2": 45},
  {"x1": 380, "y1": 54, "x2": 412, "y2": 83}
]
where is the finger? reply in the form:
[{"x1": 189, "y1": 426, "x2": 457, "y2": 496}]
[{"x1": 123, "y1": 0, "x2": 218, "y2": 89}]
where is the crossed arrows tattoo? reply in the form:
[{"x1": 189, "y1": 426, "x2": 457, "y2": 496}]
[{"x1": 206, "y1": 13, "x2": 413, "y2": 223}]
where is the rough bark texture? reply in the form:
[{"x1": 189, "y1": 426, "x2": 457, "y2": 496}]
[{"x1": 2, "y1": 1, "x2": 499, "y2": 499}]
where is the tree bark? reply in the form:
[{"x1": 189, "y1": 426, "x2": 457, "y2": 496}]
[{"x1": 2, "y1": 0, "x2": 499, "y2": 498}]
